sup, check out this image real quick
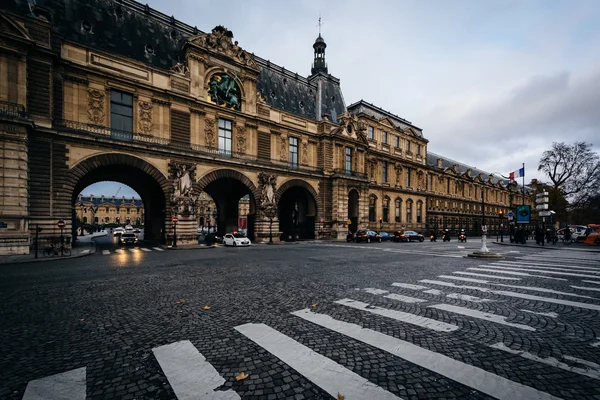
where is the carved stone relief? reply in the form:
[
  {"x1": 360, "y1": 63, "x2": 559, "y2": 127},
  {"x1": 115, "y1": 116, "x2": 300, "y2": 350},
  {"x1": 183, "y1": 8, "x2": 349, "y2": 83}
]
[
  {"x1": 301, "y1": 141, "x2": 308, "y2": 165},
  {"x1": 395, "y1": 163, "x2": 403, "y2": 186},
  {"x1": 169, "y1": 161, "x2": 197, "y2": 217},
  {"x1": 204, "y1": 118, "x2": 216, "y2": 148},
  {"x1": 280, "y1": 136, "x2": 287, "y2": 162},
  {"x1": 258, "y1": 172, "x2": 277, "y2": 208},
  {"x1": 236, "y1": 125, "x2": 246, "y2": 154},
  {"x1": 138, "y1": 101, "x2": 153, "y2": 135},
  {"x1": 169, "y1": 62, "x2": 190, "y2": 77},
  {"x1": 87, "y1": 89, "x2": 105, "y2": 125},
  {"x1": 188, "y1": 25, "x2": 258, "y2": 69}
]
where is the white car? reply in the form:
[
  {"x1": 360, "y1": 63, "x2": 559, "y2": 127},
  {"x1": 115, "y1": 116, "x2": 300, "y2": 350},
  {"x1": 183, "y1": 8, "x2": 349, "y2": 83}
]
[
  {"x1": 113, "y1": 227, "x2": 125, "y2": 236},
  {"x1": 223, "y1": 233, "x2": 251, "y2": 247}
]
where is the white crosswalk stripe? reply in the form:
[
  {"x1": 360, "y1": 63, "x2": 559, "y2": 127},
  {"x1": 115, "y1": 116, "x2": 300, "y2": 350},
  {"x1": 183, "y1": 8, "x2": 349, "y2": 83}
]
[
  {"x1": 452, "y1": 271, "x2": 521, "y2": 280},
  {"x1": 141, "y1": 247, "x2": 151, "y2": 252},
  {"x1": 152, "y1": 340, "x2": 240, "y2": 400},
  {"x1": 115, "y1": 249, "x2": 124, "y2": 254},
  {"x1": 496, "y1": 260, "x2": 600, "y2": 271},
  {"x1": 428, "y1": 303, "x2": 536, "y2": 331},
  {"x1": 475, "y1": 265, "x2": 600, "y2": 279},
  {"x1": 467, "y1": 267, "x2": 568, "y2": 280},
  {"x1": 79, "y1": 249, "x2": 90, "y2": 254},
  {"x1": 153, "y1": 247, "x2": 164, "y2": 251},
  {"x1": 235, "y1": 323, "x2": 401, "y2": 399},
  {"x1": 22, "y1": 367, "x2": 86, "y2": 400},
  {"x1": 291, "y1": 309, "x2": 561, "y2": 400},
  {"x1": 102, "y1": 250, "x2": 110, "y2": 255}
]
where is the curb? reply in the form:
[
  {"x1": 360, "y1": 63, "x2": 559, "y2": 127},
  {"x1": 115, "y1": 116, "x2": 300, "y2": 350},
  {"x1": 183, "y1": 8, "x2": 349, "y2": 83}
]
[{"x1": 165, "y1": 245, "x2": 216, "y2": 250}]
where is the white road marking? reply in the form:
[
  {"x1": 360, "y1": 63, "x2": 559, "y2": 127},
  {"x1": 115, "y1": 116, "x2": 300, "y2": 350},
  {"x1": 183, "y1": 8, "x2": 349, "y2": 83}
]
[
  {"x1": 152, "y1": 340, "x2": 240, "y2": 400},
  {"x1": 492, "y1": 263, "x2": 600, "y2": 274},
  {"x1": 497, "y1": 260, "x2": 600, "y2": 270},
  {"x1": 419, "y1": 280, "x2": 600, "y2": 311},
  {"x1": 141, "y1": 247, "x2": 152, "y2": 252},
  {"x1": 235, "y1": 323, "x2": 400, "y2": 400},
  {"x1": 491, "y1": 343, "x2": 600, "y2": 380},
  {"x1": 571, "y1": 285, "x2": 600, "y2": 292},
  {"x1": 102, "y1": 250, "x2": 110, "y2": 255},
  {"x1": 391, "y1": 282, "x2": 428, "y2": 290},
  {"x1": 429, "y1": 304, "x2": 535, "y2": 331},
  {"x1": 423, "y1": 289, "x2": 443, "y2": 295},
  {"x1": 467, "y1": 267, "x2": 568, "y2": 281},
  {"x1": 438, "y1": 275, "x2": 490, "y2": 284},
  {"x1": 79, "y1": 249, "x2": 90, "y2": 254},
  {"x1": 115, "y1": 249, "x2": 124, "y2": 254},
  {"x1": 364, "y1": 288, "x2": 389, "y2": 295},
  {"x1": 475, "y1": 265, "x2": 600, "y2": 279},
  {"x1": 591, "y1": 339, "x2": 600, "y2": 348},
  {"x1": 453, "y1": 271, "x2": 521, "y2": 281},
  {"x1": 446, "y1": 293, "x2": 491, "y2": 303},
  {"x1": 22, "y1": 367, "x2": 86, "y2": 400},
  {"x1": 519, "y1": 310, "x2": 559, "y2": 318},
  {"x1": 129, "y1": 248, "x2": 138, "y2": 253},
  {"x1": 153, "y1": 247, "x2": 164, "y2": 251},
  {"x1": 292, "y1": 309, "x2": 560, "y2": 400},
  {"x1": 384, "y1": 293, "x2": 428, "y2": 303},
  {"x1": 583, "y1": 280, "x2": 600, "y2": 285},
  {"x1": 493, "y1": 284, "x2": 597, "y2": 299},
  {"x1": 334, "y1": 298, "x2": 458, "y2": 332}
]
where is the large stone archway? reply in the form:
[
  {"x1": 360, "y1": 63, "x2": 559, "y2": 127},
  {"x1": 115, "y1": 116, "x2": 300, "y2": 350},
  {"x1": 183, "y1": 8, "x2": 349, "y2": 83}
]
[
  {"x1": 66, "y1": 153, "x2": 170, "y2": 242},
  {"x1": 195, "y1": 169, "x2": 259, "y2": 238},
  {"x1": 276, "y1": 179, "x2": 318, "y2": 241}
]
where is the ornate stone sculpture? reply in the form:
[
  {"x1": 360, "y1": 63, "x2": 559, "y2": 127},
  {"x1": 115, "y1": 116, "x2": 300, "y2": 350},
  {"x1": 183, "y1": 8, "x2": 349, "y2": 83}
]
[
  {"x1": 258, "y1": 172, "x2": 277, "y2": 208},
  {"x1": 301, "y1": 141, "x2": 308, "y2": 165},
  {"x1": 280, "y1": 136, "x2": 287, "y2": 162},
  {"x1": 87, "y1": 89, "x2": 105, "y2": 125},
  {"x1": 236, "y1": 125, "x2": 246, "y2": 154},
  {"x1": 204, "y1": 118, "x2": 216, "y2": 148},
  {"x1": 395, "y1": 163, "x2": 403, "y2": 186},
  {"x1": 169, "y1": 62, "x2": 189, "y2": 77},
  {"x1": 208, "y1": 73, "x2": 241, "y2": 110},
  {"x1": 188, "y1": 25, "x2": 258, "y2": 69},
  {"x1": 367, "y1": 157, "x2": 377, "y2": 180},
  {"x1": 169, "y1": 161, "x2": 197, "y2": 217},
  {"x1": 138, "y1": 101, "x2": 153, "y2": 135}
]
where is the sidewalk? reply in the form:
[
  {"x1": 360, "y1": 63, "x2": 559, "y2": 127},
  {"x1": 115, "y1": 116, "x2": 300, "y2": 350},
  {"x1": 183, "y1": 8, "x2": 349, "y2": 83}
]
[{"x1": 0, "y1": 231, "x2": 107, "y2": 265}]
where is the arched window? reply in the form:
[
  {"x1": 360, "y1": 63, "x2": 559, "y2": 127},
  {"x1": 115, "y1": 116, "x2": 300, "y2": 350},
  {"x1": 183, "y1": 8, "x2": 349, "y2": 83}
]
[
  {"x1": 383, "y1": 196, "x2": 390, "y2": 222},
  {"x1": 83, "y1": 216, "x2": 88, "y2": 223},
  {"x1": 395, "y1": 198, "x2": 402, "y2": 223},
  {"x1": 369, "y1": 195, "x2": 377, "y2": 222},
  {"x1": 406, "y1": 199, "x2": 413, "y2": 224},
  {"x1": 417, "y1": 200, "x2": 423, "y2": 223}
]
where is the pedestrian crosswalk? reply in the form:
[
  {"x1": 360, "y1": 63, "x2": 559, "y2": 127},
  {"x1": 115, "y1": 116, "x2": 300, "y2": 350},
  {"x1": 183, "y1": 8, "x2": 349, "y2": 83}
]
[
  {"x1": 97, "y1": 247, "x2": 165, "y2": 256},
  {"x1": 20, "y1": 251, "x2": 600, "y2": 399}
]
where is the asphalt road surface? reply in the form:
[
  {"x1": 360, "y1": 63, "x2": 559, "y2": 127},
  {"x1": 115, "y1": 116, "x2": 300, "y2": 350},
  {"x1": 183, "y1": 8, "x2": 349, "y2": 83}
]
[{"x1": 1, "y1": 240, "x2": 599, "y2": 399}]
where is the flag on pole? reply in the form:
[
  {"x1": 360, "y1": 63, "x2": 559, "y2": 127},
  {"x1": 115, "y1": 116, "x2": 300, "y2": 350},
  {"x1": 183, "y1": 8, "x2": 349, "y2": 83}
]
[{"x1": 509, "y1": 167, "x2": 524, "y2": 181}]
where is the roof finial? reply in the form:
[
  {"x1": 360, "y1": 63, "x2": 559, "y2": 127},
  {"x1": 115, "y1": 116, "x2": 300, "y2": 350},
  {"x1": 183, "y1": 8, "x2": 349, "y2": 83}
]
[{"x1": 317, "y1": 13, "x2": 323, "y2": 36}]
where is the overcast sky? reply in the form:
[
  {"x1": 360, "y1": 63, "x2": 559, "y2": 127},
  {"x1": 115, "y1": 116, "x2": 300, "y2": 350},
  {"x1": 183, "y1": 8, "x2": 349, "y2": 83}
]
[{"x1": 82, "y1": 0, "x2": 600, "y2": 198}]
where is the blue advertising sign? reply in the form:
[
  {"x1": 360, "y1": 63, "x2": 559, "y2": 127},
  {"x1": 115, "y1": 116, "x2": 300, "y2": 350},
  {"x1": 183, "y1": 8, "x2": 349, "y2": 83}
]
[{"x1": 515, "y1": 205, "x2": 531, "y2": 224}]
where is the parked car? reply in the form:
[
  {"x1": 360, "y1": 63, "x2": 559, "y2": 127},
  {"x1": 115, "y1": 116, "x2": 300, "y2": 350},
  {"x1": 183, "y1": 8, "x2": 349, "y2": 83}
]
[
  {"x1": 119, "y1": 232, "x2": 138, "y2": 245},
  {"x1": 223, "y1": 232, "x2": 251, "y2": 247},
  {"x1": 393, "y1": 230, "x2": 425, "y2": 242},
  {"x1": 380, "y1": 231, "x2": 393, "y2": 242},
  {"x1": 354, "y1": 230, "x2": 381, "y2": 243},
  {"x1": 113, "y1": 227, "x2": 125, "y2": 236}
]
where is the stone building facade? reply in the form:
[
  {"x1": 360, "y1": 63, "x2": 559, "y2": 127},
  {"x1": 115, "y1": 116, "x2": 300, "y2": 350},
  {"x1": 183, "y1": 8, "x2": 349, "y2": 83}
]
[{"x1": 0, "y1": 0, "x2": 531, "y2": 255}]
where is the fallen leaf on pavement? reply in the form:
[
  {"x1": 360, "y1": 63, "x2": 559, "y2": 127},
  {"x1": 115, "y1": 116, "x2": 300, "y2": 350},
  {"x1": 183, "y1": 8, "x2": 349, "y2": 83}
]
[
  {"x1": 235, "y1": 372, "x2": 248, "y2": 381},
  {"x1": 311, "y1": 303, "x2": 317, "y2": 308},
  {"x1": 203, "y1": 306, "x2": 211, "y2": 310},
  {"x1": 337, "y1": 393, "x2": 345, "y2": 400}
]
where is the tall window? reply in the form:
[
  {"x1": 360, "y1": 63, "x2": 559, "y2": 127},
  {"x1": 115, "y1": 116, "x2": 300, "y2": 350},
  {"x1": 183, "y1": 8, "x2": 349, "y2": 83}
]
[
  {"x1": 218, "y1": 118, "x2": 232, "y2": 156},
  {"x1": 345, "y1": 147, "x2": 352, "y2": 174},
  {"x1": 427, "y1": 174, "x2": 433, "y2": 191},
  {"x1": 289, "y1": 136, "x2": 299, "y2": 168},
  {"x1": 406, "y1": 200, "x2": 413, "y2": 223},
  {"x1": 406, "y1": 167, "x2": 411, "y2": 187},
  {"x1": 383, "y1": 197, "x2": 390, "y2": 222},
  {"x1": 382, "y1": 131, "x2": 388, "y2": 144},
  {"x1": 447, "y1": 179, "x2": 451, "y2": 194},
  {"x1": 395, "y1": 198, "x2": 402, "y2": 222},
  {"x1": 369, "y1": 195, "x2": 376, "y2": 222},
  {"x1": 394, "y1": 136, "x2": 399, "y2": 148},
  {"x1": 417, "y1": 144, "x2": 421, "y2": 155},
  {"x1": 406, "y1": 140, "x2": 411, "y2": 153},
  {"x1": 382, "y1": 161, "x2": 388, "y2": 183},
  {"x1": 368, "y1": 126, "x2": 374, "y2": 140},
  {"x1": 417, "y1": 201, "x2": 423, "y2": 223},
  {"x1": 110, "y1": 90, "x2": 133, "y2": 132}
]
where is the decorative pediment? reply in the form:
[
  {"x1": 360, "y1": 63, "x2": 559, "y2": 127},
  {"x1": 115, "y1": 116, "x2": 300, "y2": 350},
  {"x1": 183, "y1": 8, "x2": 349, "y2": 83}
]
[
  {"x1": 446, "y1": 164, "x2": 459, "y2": 174},
  {"x1": 0, "y1": 14, "x2": 33, "y2": 42},
  {"x1": 187, "y1": 25, "x2": 258, "y2": 70},
  {"x1": 378, "y1": 116, "x2": 395, "y2": 128},
  {"x1": 335, "y1": 112, "x2": 368, "y2": 145}
]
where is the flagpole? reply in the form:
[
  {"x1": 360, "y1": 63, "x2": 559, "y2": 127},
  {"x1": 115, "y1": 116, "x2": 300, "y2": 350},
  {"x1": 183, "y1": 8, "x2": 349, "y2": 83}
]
[{"x1": 522, "y1": 163, "x2": 525, "y2": 205}]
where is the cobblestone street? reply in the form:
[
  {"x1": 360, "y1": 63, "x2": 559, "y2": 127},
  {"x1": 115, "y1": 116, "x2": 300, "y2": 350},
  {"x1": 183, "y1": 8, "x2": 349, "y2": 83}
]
[{"x1": 1, "y1": 241, "x2": 599, "y2": 399}]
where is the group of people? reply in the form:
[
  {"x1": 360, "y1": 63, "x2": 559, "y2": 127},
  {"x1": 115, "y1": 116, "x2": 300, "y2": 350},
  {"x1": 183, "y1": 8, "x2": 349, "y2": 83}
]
[{"x1": 533, "y1": 226, "x2": 571, "y2": 245}]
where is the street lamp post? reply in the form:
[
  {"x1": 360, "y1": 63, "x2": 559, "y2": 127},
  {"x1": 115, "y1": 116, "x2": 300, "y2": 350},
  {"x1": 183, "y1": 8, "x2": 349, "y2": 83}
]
[
  {"x1": 206, "y1": 207, "x2": 212, "y2": 245},
  {"x1": 172, "y1": 216, "x2": 178, "y2": 248},
  {"x1": 498, "y1": 210, "x2": 504, "y2": 242},
  {"x1": 379, "y1": 217, "x2": 383, "y2": 233},
  {"x1": 480, "y1": 188, "x2": 489, "y2": 252}
]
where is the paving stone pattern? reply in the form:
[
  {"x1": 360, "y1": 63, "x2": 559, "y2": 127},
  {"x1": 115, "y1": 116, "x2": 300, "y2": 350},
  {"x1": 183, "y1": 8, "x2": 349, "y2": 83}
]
[{"x1": 0, "y1": 241, "x2": 599, "y2": 399}]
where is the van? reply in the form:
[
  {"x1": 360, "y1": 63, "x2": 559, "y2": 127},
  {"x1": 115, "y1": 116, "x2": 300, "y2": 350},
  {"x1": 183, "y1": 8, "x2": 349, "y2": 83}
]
[{"x1": 568, "y1": 225, "x2": 588, "y2": 242}]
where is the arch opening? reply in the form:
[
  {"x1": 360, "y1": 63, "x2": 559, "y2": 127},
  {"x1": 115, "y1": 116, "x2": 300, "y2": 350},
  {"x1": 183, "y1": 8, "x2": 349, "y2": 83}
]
[
  {"x1": 278, "y1": 186, "x2": 317, "y2": 241},
  {"x1": 348, "y1": 189, "x2": 359, "y2": 233}
]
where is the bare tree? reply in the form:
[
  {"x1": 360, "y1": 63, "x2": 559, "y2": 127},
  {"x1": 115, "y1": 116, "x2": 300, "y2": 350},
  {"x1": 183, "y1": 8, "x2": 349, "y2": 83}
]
[{"x1": 538, "y1": 142, "x2": 600, "y2": 207}]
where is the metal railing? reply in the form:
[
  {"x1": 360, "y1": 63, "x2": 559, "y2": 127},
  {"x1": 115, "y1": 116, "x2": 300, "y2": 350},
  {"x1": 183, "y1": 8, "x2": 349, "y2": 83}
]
[
  {"x1": 332, "y1": 168, "x2": 368, "y2": 179},
  {"x1": 0, "y1": 101, "x2": 27, "y2": 118},
  {"x1": 55, "y1": 119, "x2": 323, "y2": 174}
]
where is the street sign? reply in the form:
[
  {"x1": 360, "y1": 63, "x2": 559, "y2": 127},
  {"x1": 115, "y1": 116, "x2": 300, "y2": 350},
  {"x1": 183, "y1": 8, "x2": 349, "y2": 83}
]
[
  {"x1": 346, "y1": 219, "x2": 351, "y2": 225},
  {"x1": 538, "y1": 210, "x2": 553, "y2": 217},
  {"x1": 172, "y1": 216, "x2": 179, "y2": 223},
  {"x1": 507, "y1": 211, "x2": 514, "y2": 218},
  {"x1": 57, "y1": 219, "x2": 66, "y2": 228}
]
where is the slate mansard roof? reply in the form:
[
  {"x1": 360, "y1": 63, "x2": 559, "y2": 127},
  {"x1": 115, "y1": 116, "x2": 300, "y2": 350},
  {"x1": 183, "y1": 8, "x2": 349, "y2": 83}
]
[
  {"x1": 77, "y1": 195, "x2": 143, "y2": 207},
  {"x1": 2, "y1": 0, "x2": 346, "y2": 122},
  {"x1": 427, "y1": 152, "x2": 507, "y2": 185}
]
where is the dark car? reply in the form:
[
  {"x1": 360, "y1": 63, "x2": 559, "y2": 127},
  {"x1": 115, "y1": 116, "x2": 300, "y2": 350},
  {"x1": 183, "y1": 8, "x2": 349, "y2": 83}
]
[
  {"x1": 380, "y1": 231, "x2": 393, "y2": 242},
  {"x1": 393, "y1": 230, "x2": 425, "y2": 242},
  {"x1": 119, "y1": 232, "x2": 138, "y2": 245},
  {"x1": 355, "y1": 230, "x2": 382, "y2": 243}
]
